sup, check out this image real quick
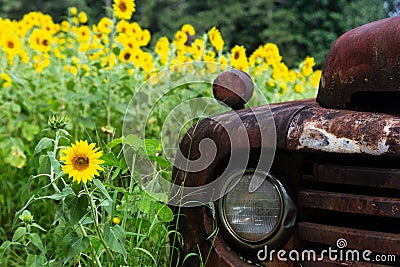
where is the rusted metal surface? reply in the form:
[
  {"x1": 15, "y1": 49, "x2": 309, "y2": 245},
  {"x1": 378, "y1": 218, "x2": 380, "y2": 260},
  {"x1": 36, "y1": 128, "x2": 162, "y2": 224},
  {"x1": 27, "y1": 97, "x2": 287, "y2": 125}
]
[
  {"x1": 171, "y1": 100, "x2": 308, "y2": 266},
  {"x1": 287, "y1": 105, "x2": 400, "y2": 155},
  {"x1": 213, "y1": 69, "x2": 254, "y2": 110},
  {"x1": 202, "y1": 208, "x2": 257, "y2": 267},
  {"x1": 298, "y1": 222, "x2": 400, "y2": 255},
  {"x1": 317, "y1": 16, "x2": 400, "y2": 109},
  {"x1": 305, "y1": 164, "x2": 400, "y2": 189},
  {"x1": 269, "y1": 99, "x2": 315, "y2": 148},
  {"x1": 172, "y1": 99, "x2": 400, "y2": 265},
  {"x1": 299, "y1": 190, "x2": 400, "y2": 218}
]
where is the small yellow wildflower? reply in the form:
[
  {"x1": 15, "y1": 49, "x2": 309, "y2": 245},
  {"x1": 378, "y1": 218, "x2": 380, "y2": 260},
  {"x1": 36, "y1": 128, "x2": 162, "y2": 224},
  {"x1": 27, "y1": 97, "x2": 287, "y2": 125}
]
[
  {"x1": 70, "y1": 7, "x2": 78, "y2": 16},
  {"x1": 113, "y1": 217, "x2": 121, "y2": 224},
  {"x1": 295, "y1": 84, "x2": 304, "y2": 93}
]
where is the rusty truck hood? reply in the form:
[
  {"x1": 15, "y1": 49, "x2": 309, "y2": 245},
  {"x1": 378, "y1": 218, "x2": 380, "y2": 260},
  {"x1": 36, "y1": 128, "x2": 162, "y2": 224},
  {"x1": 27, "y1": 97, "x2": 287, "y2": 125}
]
[{"x1": 210, "y1": 98, "x2": 400, "y2": 156}]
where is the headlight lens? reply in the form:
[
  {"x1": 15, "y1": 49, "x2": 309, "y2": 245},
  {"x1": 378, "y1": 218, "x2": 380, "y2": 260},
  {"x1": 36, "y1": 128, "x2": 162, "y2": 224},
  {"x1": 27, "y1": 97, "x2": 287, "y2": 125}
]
[{"x1": 221, "y1": 172, "x2": 283, "y2": 243}]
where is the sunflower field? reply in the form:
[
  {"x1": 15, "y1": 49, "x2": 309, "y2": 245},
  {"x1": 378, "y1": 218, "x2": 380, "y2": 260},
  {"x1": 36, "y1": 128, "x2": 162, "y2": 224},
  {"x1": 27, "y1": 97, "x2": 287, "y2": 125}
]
[{"x1": 0, "y1": 0, "x2": 321, "y2": 265}]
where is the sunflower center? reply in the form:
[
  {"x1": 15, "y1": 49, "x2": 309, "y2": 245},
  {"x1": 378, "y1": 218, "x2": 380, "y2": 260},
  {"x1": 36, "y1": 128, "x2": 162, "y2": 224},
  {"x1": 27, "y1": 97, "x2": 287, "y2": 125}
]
[
  {"x1": 42, "y1": 39, "x2": 49, "y2": 46},
  {"x1": 234, "y1": 51, "x2": 240, "y2": 60},
  {"x1": 119, "y1": 3, "x2": 127, "y2": 12},
  {"x1": 73, "y1": 156, "x2": 89, "y2": 171},
  {"x1": 124, "y1": 52, "x2": 131, "y2": 60},
  {"x1": 7, "y1": 41, "x2": 14, "y2": 49}
]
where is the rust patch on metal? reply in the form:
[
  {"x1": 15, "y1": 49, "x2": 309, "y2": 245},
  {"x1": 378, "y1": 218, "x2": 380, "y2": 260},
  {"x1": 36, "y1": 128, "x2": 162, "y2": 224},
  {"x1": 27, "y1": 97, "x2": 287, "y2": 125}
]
[{"x1": 287, "y1": 105, "x2": 400, "y2": 155}]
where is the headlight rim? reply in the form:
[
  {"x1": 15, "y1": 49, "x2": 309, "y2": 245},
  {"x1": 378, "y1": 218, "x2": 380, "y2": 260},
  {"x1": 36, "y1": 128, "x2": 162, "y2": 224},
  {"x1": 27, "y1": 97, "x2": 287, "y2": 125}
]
[{"x1": 218, "y1": 169, "x2": 297, "y2": 250}]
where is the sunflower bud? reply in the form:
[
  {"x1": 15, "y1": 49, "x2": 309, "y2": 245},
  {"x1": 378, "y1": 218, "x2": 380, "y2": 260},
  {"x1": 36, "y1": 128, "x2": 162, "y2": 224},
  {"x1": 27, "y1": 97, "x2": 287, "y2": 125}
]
[
  {"x1": 19, "y1": 210, "x2": 33, "y2": 224},
  {"x1": 48, "y1": 114, "x2": 69, "y2": 130}
]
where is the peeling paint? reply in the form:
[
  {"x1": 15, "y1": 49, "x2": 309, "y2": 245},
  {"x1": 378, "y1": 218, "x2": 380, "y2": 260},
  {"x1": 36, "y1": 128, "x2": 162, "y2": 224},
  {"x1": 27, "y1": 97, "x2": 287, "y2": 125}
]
[
  {"x1": 286, "y1": 104, "x2": 400, "y2": 155},
  {"x1": 297, "y1": 122, "x2": 389, "y2": 155}
]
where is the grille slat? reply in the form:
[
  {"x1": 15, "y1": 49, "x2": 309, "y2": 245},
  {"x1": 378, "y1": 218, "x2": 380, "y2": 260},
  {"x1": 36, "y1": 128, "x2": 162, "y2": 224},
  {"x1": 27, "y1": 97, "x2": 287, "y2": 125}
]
[
  {"x1": 299, "y1": 190, "x2": 400, "y2": 218},
  {"x1": 306, "y1": 164, "x2": 400, "y2": 189},
  {"x1": 298, "y1": 222, "x2": 400, "y2": 255},
  {"x1": 299, "y1": 161, "x2": 400, "y2": 265}
]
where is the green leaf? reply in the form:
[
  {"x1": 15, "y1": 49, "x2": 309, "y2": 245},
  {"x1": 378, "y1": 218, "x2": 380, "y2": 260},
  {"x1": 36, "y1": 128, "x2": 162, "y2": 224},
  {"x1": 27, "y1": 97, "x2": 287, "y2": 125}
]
[
  {"x1": 103, "y1": 223, "x2": 127, "y2": 261},
  {"x1": 101, "y1": 153, "x2": 119, "y2": 167},
  {"x1": 1, "y1": 138, "x2": 26, "y2": 168},
  {"x1": 12, "y1": 227, "x2": 26, "y2": 242},
  {"x1": 64, "y1": 236, "x2": 89, "y2": 264},
  {"x1": 111, "y1": 166, "x2": 121, "y2": 180},
  {"x1": 148, "y1": 155, "x2": 170, "y2": 168},
  {"x1": 93, "y1": 178, "x2": 112, "y2": 201},
  {"x1": 38, "y1": 154, "x2": 51, "y2": 174},
  {"x1": 44, "y1": 186, "x2": 75, "y2": 200},
  {"x1": 31, "y1": 223, "x2": 46, "y2": 232},
  {"x1": 137, "y1": 198, "x2": 151, "y2": 214},
  {"x1": 123, "y1": 134, "x2": 142, "y2": 151},
  {"x1": 47, "y1": 151, "x2": 61, "y2": 173},
  {"x1": 144, "y1": 139, "x2": 161, "y2": 155},
  {"x1": 133, "y1": 247, "x2": 156, "y2": 265},
  {"x1": 25, "y1": 254, "x2": 46, "y2": 267},
  {"x1": 34, "y1": 137, "x2": 54, "y2": 155},
  {"x1": 66, "y1": 195, "x2": 88, "y2": 224},
  {"x1": 80, "y1": 117, "x2": 96, "y2": 129},
  {"x1": 22, "y1": 123, "x2": 40, "y2": 142},
  {"x1": 106, "y1": 137, "x2": 123, "y2": 149},
  {"x1": 0, "y1": 241, "x2": 11, "y2": 254},
  {"x1": 29, "y1": 233, "x2": 44, "y2": 252},
  {"x1": 157, "y1": 205, "x2": 174, "y2": 222}
]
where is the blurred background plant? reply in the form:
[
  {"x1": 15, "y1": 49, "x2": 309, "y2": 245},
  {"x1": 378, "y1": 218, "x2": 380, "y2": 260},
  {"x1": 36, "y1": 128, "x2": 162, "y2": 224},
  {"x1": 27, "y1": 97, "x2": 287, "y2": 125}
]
[
  {"x1": 0, "y1": 0, "x2": 396, "y2": 67},
  {"x1": 0, "y1": 0, "x2": 393, "y2": 265}
]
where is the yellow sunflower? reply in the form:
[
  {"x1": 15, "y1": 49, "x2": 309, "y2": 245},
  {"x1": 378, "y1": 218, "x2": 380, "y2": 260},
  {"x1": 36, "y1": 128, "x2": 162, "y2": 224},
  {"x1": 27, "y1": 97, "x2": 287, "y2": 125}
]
[
  {"x1": 208, "y1": 26, "x2": 224, "y2": 51},
  {"x1": 0, "y1": 72, "x2": 12, "y2": 87},
  {"x1": 230, "y1": 45, "x2": 248, "y2": 71},
  {"x1": 60, "y1": 140, "x2": 104, "y2": 184},
  {"x1": 113, "y1": 0, "x2": 135, "y2": 20},
  {"x1": 119, "y1": 48, "x2": 134, "y2": 63},
  {"x1": 79, "y1": 11, "x2": 88, "y2": 24},
  {"x1": 1, "y1": 33, "x2": 22, "y2": 56}
]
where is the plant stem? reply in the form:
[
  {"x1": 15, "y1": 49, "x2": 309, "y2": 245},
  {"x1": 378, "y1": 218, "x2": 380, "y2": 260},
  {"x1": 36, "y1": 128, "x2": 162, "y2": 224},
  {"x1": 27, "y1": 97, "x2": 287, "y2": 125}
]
[
  {"x1": 50, "y1": 129, "x2": 61, "y2": 193},
  {"x1": 83, "y1": 183, "x2": 115, "y2": 261},
  {"x1": 79, "y1": 222, "x2": 102, "y2": 267}
]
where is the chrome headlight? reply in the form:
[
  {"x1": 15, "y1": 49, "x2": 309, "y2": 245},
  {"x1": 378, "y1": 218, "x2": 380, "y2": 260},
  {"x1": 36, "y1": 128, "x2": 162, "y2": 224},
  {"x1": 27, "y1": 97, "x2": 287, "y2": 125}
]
[{"x1": 219, "y1": 170, "x2": 296, "y2": 248}]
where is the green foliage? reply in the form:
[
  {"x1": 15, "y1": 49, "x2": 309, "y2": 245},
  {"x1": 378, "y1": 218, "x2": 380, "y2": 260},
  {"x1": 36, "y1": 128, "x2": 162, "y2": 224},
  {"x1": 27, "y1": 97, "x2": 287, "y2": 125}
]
[
  {"x1": 0, "y1": 0, "x2": 392, "y2": 67},
  {"x1": 1, "y1": 124, "x2": 177, "y2": 266}
]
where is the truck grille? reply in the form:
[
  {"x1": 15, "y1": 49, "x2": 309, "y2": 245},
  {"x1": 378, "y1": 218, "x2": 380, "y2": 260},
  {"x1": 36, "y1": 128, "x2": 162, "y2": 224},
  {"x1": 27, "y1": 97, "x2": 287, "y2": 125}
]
[{"x1": 298, "y1": 160, "x2": 400, "y2": 266}]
